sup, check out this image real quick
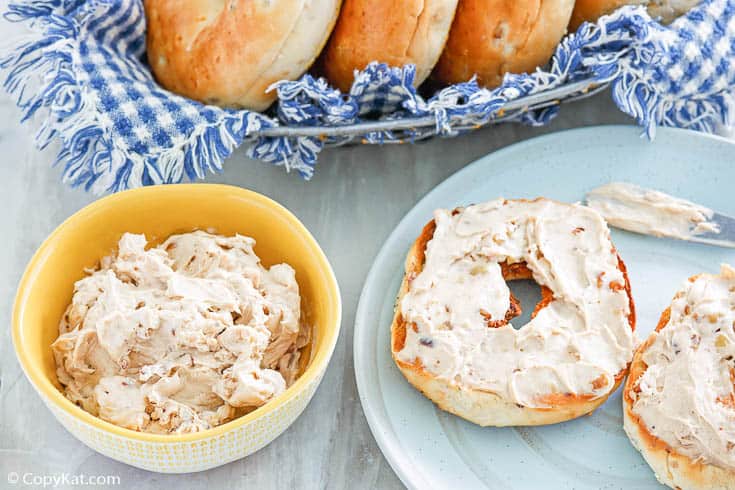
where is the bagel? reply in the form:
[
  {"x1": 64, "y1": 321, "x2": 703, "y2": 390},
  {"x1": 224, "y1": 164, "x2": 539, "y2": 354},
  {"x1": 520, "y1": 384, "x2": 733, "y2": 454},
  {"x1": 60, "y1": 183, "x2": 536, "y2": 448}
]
[
  {"x1": 431, "y1": 0, "x2": 575, "y2": 89},
  {"x1": 569, "y1": 0, "x2": 699, "y2": 30},
  {"x1": 144, "y1": 0, "x2": 342, "y2": 111},
  {"x1": 319, "y1": 0, "x2": 459, "y2": 92},
  {"x1": 623, "y1": 266, "x2": 735, "y2": 490},
  {"x1": 391, "y1": 198, "x2": 636, "y2": 426}
]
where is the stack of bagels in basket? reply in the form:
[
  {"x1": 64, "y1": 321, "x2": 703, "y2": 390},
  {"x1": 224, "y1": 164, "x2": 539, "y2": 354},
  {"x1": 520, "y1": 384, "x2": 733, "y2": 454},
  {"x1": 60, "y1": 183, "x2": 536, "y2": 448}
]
[{"x1": 144, "y1": 0, "x2": 697, "y2": 111}]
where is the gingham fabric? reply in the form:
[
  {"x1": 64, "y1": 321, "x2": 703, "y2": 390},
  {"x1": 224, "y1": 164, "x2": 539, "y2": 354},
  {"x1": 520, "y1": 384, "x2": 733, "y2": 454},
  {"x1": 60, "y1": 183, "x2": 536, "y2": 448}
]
[{"x1": 1, "y1": 0, "x2": 734, "y2": 193}]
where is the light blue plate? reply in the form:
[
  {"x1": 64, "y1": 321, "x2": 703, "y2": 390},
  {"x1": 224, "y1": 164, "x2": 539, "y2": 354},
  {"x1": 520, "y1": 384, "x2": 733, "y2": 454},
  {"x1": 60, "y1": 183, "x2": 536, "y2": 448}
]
[{"x1": 353, "y1": 125, "x2": 735, "y2": 490}]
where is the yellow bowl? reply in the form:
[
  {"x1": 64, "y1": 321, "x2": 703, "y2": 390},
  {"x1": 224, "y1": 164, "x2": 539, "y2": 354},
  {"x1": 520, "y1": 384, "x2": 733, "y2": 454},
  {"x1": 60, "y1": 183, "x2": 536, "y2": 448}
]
[{"x1": 12, "y1": 184, "x2": 341, "y2": 473}]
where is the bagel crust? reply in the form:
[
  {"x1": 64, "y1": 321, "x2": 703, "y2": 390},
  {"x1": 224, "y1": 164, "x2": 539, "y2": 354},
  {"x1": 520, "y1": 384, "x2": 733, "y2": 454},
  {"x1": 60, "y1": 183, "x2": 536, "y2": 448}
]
[
  {"x1": 432, "y1": 0, "x2": 575, "y2": 88},
  {"x1": 569, "y1": 0, "x2": 699, "y2": 30},
  {"x1": 392, "y1": 198, "x2": 636, "y2": 426},
  {"x1": 623, "y1": 267, "x2": 735, "y2": 490},
  {"x1": 320, "y1": 0, "x2": 459, "y2": 92},
  {"x1": 145, "y1": 0, "x2": 341, "y2": 110}
]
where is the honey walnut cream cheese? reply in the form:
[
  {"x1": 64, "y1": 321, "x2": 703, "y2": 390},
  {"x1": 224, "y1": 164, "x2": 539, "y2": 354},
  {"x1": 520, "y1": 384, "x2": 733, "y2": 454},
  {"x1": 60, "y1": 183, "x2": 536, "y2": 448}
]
[
  {"x1": 52, "y1": 231, "x2": 309, "y2": 434},
  {"x1": 394, "y1": 198, "x2": 636, "y2": 420},
  {"x1": 625, "y1": 265, "x2": 735, "y2": 482}
]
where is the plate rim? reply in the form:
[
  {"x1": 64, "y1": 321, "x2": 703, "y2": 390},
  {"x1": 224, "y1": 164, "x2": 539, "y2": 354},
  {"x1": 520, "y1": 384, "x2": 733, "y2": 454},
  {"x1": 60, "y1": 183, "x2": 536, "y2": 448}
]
[{"x1": 352, "y1": 124, "x2": 735, "y2": 489}]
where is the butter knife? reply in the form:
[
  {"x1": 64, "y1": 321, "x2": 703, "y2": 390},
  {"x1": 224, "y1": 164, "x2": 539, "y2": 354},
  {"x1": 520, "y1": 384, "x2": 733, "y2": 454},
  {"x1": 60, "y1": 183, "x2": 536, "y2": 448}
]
[{"x1": 585, "y1": 182, "x2": 735, "y2": 249}]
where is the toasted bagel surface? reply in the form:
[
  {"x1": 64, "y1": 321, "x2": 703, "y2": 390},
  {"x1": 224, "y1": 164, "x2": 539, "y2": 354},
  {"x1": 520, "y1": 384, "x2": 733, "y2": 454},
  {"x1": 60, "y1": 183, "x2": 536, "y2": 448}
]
[
  {"x1": 569, "y1": 0, "x2": 699, "y2": 30},
  {"x1": 392, "y1": 198, "x2": 636, "y2": 426},
  {"x1": 432, "y1": 0, "x2": 574, "y2": 88},
  {"x1": 623, "y1": 268, "x2": 735, "y2": 490},
  {"x1": 145, "y1": 0, "x2": 341, "y2": 110},
  {"x1": 320, "y1": 0, "x2": 459, "y2": 92}
]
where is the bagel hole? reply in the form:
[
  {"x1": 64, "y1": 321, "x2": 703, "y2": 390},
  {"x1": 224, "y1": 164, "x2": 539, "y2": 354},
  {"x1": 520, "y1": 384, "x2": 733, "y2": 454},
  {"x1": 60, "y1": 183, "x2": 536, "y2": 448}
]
[{"x1": 507, "y1": 279, "x2": 543, "y2": 329}]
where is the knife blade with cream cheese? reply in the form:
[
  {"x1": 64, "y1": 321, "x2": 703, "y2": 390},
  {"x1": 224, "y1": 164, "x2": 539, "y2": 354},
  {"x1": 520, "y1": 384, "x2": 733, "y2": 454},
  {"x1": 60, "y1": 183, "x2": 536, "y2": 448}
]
[{"x1": 585, "y1": 182, "x2": 735, "y2": 248}]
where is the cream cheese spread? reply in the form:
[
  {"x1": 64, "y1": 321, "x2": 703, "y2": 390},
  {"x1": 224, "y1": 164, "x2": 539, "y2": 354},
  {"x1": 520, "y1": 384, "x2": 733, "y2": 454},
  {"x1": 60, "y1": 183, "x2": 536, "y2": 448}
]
[
  {"x1": 52, "y1": 231, "x2": 308, "y2": 434},
  {"x1": 630, "y1": 264, "x2": 735, "y2": 470},
  {"x1": 397, "y1": 199, "x2": 635, "y2": 408},
  {"x1": 586, "y1": 182, "x2": 720, "y2": 240}
]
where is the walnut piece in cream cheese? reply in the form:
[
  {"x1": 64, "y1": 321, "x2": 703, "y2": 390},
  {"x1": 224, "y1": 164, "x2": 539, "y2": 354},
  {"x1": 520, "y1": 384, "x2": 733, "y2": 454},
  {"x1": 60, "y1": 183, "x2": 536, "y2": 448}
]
[
  {"x1": 630, "y1": 264, "x2": 735, "y2": 471},
  {"x1": 586, "y1": 182, "x2": 720, "y2": 240},
  {"x1": 397, "y1": 198, "x2": 635, "y2": 408},
  {"x1": 52, "y1": 231, "x2": 309, "y2": 434}
]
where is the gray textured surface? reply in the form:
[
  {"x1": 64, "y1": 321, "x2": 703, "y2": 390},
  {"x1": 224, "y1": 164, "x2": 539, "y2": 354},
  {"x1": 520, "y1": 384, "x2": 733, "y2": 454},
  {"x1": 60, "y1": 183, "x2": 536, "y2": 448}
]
[{"x1": 0, "y1": 86, "x2": 632, "y2": 488}]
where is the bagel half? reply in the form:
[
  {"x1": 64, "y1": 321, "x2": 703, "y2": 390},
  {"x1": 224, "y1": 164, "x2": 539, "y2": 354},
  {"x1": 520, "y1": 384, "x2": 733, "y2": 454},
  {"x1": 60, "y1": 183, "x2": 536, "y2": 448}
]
[
  {"x1": 145, "y1": 0, "x2": 342, "y2": 110},
  {"x1": 569, "y1": 0, "x2": 699, "y2": 30},
  {"x1": 623, "y1": 272, "x2": 735, "y2": 490},
  {"x1": 391, "y1": 200, "x2": 636, "y2": 426},
  {"x1": 432, "y1": 0, "x2": 575, "y2": 88},
  {"x1": 320, "y1": 0, "x2": 459, "y2": 92}
]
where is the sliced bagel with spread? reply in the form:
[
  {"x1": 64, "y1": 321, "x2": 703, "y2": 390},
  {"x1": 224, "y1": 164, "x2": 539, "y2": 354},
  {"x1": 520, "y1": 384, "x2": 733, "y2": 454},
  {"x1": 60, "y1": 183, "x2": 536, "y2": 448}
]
[{"x1": 391, "y1": 198, "x2": 637, "y2": 426}]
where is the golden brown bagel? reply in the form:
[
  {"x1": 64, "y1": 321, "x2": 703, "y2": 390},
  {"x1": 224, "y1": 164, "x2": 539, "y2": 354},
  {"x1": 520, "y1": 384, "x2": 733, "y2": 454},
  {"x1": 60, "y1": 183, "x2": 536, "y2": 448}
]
[
  {"x1": 569, "y1": 0, "x2": 699, "y2": 31},
  {"x1": 432, "y1": 0, "x2": 575, "y2": 88},
  {"x1": 623, "y1": 274, "x2": 735, "y2": 490},
  {"x1": 145, "y1": 0, "x2": 342, "y2": 111},
  {"x1": 391, "y1": 200, "x2": 636, "y2": 426},
  {"x1": 320, "y1": 0, "x2": 459, "y2": 92}
]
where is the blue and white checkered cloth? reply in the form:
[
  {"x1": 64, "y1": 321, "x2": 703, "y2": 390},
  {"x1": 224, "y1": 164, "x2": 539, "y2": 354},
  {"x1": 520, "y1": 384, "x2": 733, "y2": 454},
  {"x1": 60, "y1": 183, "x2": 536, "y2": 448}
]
[{"x1": 2, "y1": 0, "x2": 734, "y2": 193}]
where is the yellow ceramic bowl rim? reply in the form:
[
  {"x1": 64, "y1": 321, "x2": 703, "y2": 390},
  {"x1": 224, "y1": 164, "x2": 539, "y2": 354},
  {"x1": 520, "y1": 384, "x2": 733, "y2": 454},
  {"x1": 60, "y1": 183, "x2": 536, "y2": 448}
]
[{"x1": 12, "y1": 184, "x2": 342, "y2": 443}]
